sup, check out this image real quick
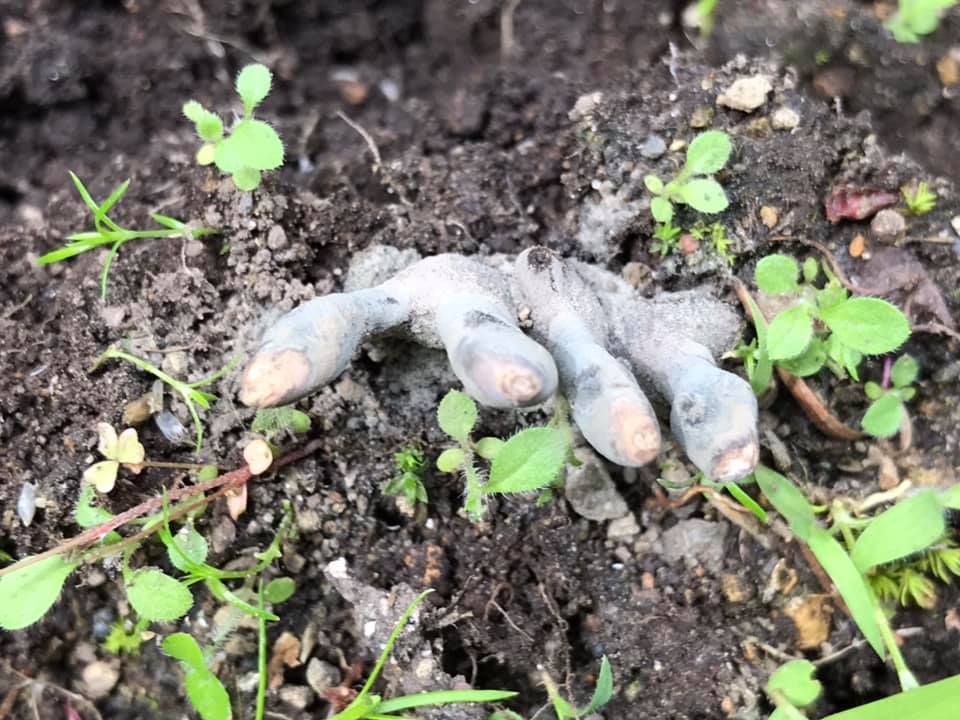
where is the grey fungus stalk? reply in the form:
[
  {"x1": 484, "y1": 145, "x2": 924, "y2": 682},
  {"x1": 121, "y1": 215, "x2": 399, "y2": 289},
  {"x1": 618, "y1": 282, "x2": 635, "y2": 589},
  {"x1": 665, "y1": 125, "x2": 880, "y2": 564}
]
[
  {"x1": 514, "y1": 247, "x2": 662, "y2": 467},
  {"x1": 240, "y1": 244, "x2": 759, "y2": 482},
  {"x1": 241, "y1": 253, "x2": 558, "y2": 410}
]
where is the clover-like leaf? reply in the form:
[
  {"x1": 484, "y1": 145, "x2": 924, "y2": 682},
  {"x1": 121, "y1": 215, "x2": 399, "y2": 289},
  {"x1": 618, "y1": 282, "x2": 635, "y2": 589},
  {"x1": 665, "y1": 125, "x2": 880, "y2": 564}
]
[
  {"x1": 861, "y1": 394, "x2": 904, "y2": 438},
  {"x1": 819, "y1": 297, "x2": 910, "y2": 355},
  {"x1": 236, "y1": 63, "x2": 272, "y2": 115},
  {"x1": 83, "y1": 460, "x2": 120, "y2": 494},
  {"x1": 891, "y1": 354, "x2": 919, "y2": 388},
  {"x1": 755, "y1": 254, "x2": 800, "y2": 295},
  {"x1": 767, "y1": 659, "x2": 822, "y2": 707},
  {"x1": 677, "y1": 178, "x2": 729, "y2": 213},
  {"x1": 650, "y1": 196, "x2": 673, "y2": 224},
  {"x1": 684, "y1": 130, "x2": 732, "y2": 175},
  {"x1": 126, "y1": 568, "x2": 193, "y2": 622},
  {"x1": 484, "y1": 427, "x2": 567, "y2": 494},
  {"x1": 437, "y1": 390, "x2": 478, "y2": 443},
  {"x1": 767, "y1": 305, "x2": 813, "y2": 361},
  {"x1": 114, "y1": 428, "x2": 145, "y2": 465},
  {"x1": 97, "y1": 422, "x2": 118, "y2": 457}
]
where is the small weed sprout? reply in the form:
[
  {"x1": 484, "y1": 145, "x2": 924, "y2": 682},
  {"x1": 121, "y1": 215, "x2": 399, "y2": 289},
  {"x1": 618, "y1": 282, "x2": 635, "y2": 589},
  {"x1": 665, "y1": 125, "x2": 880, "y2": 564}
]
[
  {"x1": 434, "y1": 390, "x2": 570, "y2": 521},
  {"x1": 861, "y1": 354, "x2": 918, "y2": 438},
  {"x1": 651, "y1": 219, "x2": 682, "y2": 256},
  {"x1": 644, "y1": 130, "x2": 731, "y2": 225},
  {"x1": 901, "y1": 180, "x2": 937, "y2": 215},
  {"x1": 329, "y1": 590, "x2": 516, "y2": 719},
  {"x1": 755, "y1": 465, "x2": 960, "y2": 691},
  {"x1": 885, "y1": 0, "x2": 958, "y2": 43},
  {"x1": 251, "y1": 405, "x2": 312, "y2": 441},
  {"x1": 690, "y1": 220, "x2": 735, "y2": 263},
  {"x1": 83, "y1": 423, "x2": 146, "y2": 493},
  {"x1": 184, "y1": 63, "x2": 285, "y2": 191},
  {"x1": 488, "y1": 656, "x2": 614, "y2": 720},
  {"x1": 92, "y1": 346, "x2": 239, "y2": 453},
  {"x1": 36, "y1": 172, "x2": 218, "y2": 300},
  {"x1": 740, "y1": 253, "x2": 910, "y2": 393},
  {"x1": 103, "y1": 617, "x2": 151, "y2": 656},
  {"x1": 383, "y1": 447, "x2": 428, "y2": 508},
  {"x1": 765, "y1": 658, "x2": 822, "y2": 720}
]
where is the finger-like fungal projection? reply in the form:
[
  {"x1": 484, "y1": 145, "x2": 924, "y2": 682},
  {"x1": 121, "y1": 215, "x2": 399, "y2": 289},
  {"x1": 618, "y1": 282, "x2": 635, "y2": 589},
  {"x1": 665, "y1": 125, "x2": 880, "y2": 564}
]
[
  {"x1": 514, "y1": 247, "x2": 661, "y2": 467},
  {"x1": 241, "y1": 244, "x2": 759, "y2": 482},
  {"x1": 241, "y1": 253, "x2": 558, "y2": 409}
]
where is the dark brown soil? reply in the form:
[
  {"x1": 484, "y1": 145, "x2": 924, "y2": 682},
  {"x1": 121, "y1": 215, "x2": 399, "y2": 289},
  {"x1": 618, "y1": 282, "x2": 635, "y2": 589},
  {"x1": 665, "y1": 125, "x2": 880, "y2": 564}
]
[{"x1": 1, "y1": 2, "x2": 959, "y2": 720}]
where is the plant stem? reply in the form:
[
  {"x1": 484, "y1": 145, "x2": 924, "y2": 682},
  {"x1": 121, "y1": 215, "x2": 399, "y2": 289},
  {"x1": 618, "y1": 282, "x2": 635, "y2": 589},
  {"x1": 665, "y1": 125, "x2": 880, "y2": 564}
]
[
  {"x1": 0, "y1": 438, "x2": 324, "y2": 579},
  {"x1": 256, "y1": 577, "x2": 268, "y2": 720},
  {"x1": 875, "y1": 604, "x2": 919, "y2": 691}
]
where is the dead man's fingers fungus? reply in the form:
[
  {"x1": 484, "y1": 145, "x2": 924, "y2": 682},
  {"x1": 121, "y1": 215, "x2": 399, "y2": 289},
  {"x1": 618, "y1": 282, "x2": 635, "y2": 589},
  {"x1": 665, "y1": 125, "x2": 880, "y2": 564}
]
[
  {"x1": 514, "y1": 247, "x2": 661, "y2": 466},
  {"x1": 241, "y1": 253, "x2": 558, "y2": 410}
]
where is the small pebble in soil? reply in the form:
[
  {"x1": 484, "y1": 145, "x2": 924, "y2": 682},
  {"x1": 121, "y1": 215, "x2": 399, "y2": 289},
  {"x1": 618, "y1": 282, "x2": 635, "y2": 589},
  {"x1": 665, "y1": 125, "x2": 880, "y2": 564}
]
[
  {"x1": 688, "y1": 106, "x2": 714, "y2": 128},
  {"x1": 770, "y1": 106, "x2": 800, "y2": 130},
  {"x1": 564, "y1": 451, "x2": 628, "y2": 521},
  {"x1": 306, "y1": 658, "x2": 341, "y2": 696},
  {"x1": 716, "y1": 75, "x2": 772, "y2": 112},
  {"x1": 759, "y1": 206, "x2": 779, "y2": 229},
  {"x1": 640, "y1": 134, "x2": 667, "y2": 159},
  {"x1": 660, "y1": 519, "x2": 728, "y2": 573},
  {"x1": 607, "y1": 512, "x2": 640, "y2": 539},
  {"x1": 17, "y1": 482, "x2": 36, "y2": 526},
  {"x1": 870, "y1": 208, "x2": 906, "y2": 244},
  {"x1": 82, "y1": 661, "x2": 119, "y2": 700},
  {"x1": 278, "y1": 685, "x2": 315, "y2": 711}
]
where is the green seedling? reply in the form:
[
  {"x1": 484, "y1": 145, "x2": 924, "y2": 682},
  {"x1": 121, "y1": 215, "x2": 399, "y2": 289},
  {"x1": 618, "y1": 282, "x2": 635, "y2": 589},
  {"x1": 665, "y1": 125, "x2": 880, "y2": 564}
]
[
  {"x1": 93, "y1": 346, "x2": 239, "y2": 452},
  {"x1": 83, "y1": 423, "x2": 146, "y2": 493},
  {"x1": 901, "y1": 180, "x2": 937, "y2": 215},
  {"x1": 651, "y1": 220, "x2": 682, "y2": 256},
  {"x1": 755, "y1": 465, "x2": 960, "y2": 691},
  {"x1": 184, "y1": 63, "x2": 285, "y2": 191},
  {"x1": 489, "y1": 656, "x2": 614, "y2": 720},
  {"x1": 885, "y1": 0, "x2": 958, "y2": 43},
  {"x1": 330, "y1": 590, "x2": 517, "y2": 720},
  {"x1": 251, "y1": 405, "x2": 312, "y2": 441},
  {"x1": 35, "y1": 172, "x2": 218, "y2": 300},
  {"x1": 745, "y1": 254, "x2": 909, "y2": 389},
  {"x1": 434, "y1": 389, "x2": 570, "y2": 521},
  {"x1": 383, "y1": 447, "x2": 428, "y2": 508},
  {"x1": 861, "y1": 354, "x2": 918, "y2": 438},
  {"x1": 697, "y1": 0, "x2": 720, "y2": 36},
  {"x1": 657, "y1": 466, "x2": 769, "y2": 523},
  {"x1": 644, "y1": 130, "x2": 731, "y2": 225},
  {"x1": 765, "y1": 659, "x2": 822, "y2": 720},
  {"x1": 690, "y1": 219, "x2": 735, "y2": 263},
  {"x1": 103, "y1": 617, "x2": 151, "y2": 656}
]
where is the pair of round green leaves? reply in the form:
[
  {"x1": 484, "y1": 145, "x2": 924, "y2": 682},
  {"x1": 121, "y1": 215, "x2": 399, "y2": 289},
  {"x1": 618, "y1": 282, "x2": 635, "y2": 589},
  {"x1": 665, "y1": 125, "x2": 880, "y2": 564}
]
[{"x1": 645, "y1": 130, "x2": 732, "y2": 224}]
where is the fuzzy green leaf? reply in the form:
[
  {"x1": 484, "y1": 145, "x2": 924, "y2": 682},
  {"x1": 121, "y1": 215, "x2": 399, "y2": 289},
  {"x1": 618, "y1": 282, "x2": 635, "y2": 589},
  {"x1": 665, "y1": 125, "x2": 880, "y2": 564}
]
[
  {"x1": 940, "y1": 484, "x2": 960, "y2": 510},
  {"x1": 644, "y1": 175, "x2": 664, "y2": 194},
  {"x1": 754, "y1": 465, "x2": 816, "y2": 539},
  {"x1": 819, "y1": 298, "x2": 910, "y2": 355},
  {"x1": 864, "y1": 381, "x2": 883, "y2": 400},
  {"x1": 264, "y1": 577, "x2": 296, "y2": 604},
  {"x1": 215, "y1": 119, "x2": 284, "y2": 173},
  {"x1": 126, "y1": 568, "x2": 193, "y2": 622},
  {"x1": 185, "y1": 669, "x2": 232, "y2": 720},
  {"x1": 650, "y1": 196, "x2": 673, "y2": 223},
  {"x1": 436, "y1": 447, "x2": 465, "y2": 472},
  {"x1": 778, "y1": 338, "x2": 826, "y2": 377},
  {"x1": 677, "y1": 178, "x2": 729, "y2": 213},
  {"x1": 484, "y1": 427, "x2": 567, "y2": 494},
  {"x1": 755, "y1": 254, "x2": 800, "y2": 295},
  {"x1": 0, "y1": 556, "x2": 77, "y2": 630},
  {"x1": 437, "y1": 390, "x2": 478, "y2": 443},
  {"x1": 684, "y1": 130, "x2": 732, "y2": 175},
  {"x1": 861, "y1": 394, "x2": 904, "y2": 438},
  {"x1": 162, "y1": 632, "x2": 206, "y2": 673},
  {"x1": 168, "y1": 524, "x2": 209, "y2": 573},
  {"x1": 806, "y1": 526, "x2": 884, "y2": 658},
  {"x1": 767, "y1": 659, "x2": 822, "y2": 707},
  {"x1": 767, "y1": 305, "x2": 813, "y2": 361},
  {"x1": 232, "y1": 167, "x2": 261, "y2": 192},
  {"x1": 74, "y1": 484, "x2": 115, "y2": 528},
  {"x1": 236, "y1": 63, "x2": 272, "y2": 114},
  {"x1": 802, "y1": 257, "x2": 819, "y2": 284},
  {"x1": 475, "y1": 437, "x2": 505, "y2": 460},
  {"x1": 891, "y1": 355, "x2": 919, "y2": 388},
  {"x1": 851, "y1": 491, "x2": 946, "y2": 572}
]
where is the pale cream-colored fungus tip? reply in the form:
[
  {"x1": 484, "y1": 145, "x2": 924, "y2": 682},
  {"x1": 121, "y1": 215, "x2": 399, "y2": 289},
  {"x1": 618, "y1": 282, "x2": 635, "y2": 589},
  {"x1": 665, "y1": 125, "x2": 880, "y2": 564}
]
[{"x1": 240, "y1": 350, "x2": 312, "y2": 408}]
